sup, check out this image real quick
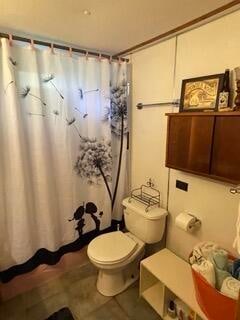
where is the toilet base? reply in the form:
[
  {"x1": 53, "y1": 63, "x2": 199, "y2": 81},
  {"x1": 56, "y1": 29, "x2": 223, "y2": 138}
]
[
  {"x1": 97, "y1": 269, "x2": 138, "y2": 296},
  {"x1": 96, "y1": 250, "x2": 144, "y2": 296}
]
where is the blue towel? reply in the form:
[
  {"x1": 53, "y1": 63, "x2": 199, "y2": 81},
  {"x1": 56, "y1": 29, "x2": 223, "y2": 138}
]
[
  {"x1": 209, "y1": 249, "x2": 231, "y2": 289},
  {"x1": 211, "y1": 249, "x2": 228, "y2": 271},
  {"x1": 228, "y1": 260, "x2": 233, "y2": 274},
  {"x1": 232, "y1": 259, "x2": 240, "y2": 280},
  {"x1": 215, "y1": 267, "x2": 231, "y2": 290}
]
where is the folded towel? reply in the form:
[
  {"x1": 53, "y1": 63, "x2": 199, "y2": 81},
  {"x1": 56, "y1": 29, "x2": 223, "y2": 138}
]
[
  {"x1": 215, "y1": 267, "x2": 231, "y2": 290},
  {"x1": 192, "y1": 259, "x2": 216, "y2": 287},
  {"x1": 189, "y1": 250, "x2": 204, "y2": 265},
  {"x1": 199, "y1": 242, "x2": 219, "y2": 260},
  {"x1": 210, "y1": 249, "x2": 228, "y2": 271},
  {"x1": 190, "y1": 241, "x2": 219, "y2": 265},
  {"x1": 206, "y1": 249, "x2": 231, "y2": 289},
  {"x1": 232, "y1": 259, "x2": 240, "y2": 280},
  {"x1": 220, "y1": 277, "x2": 240, "y2": 300},
  {"x1": 228, "y1": 260, "x2": 234, "y2": 275},
  {"x1": 233, "y1": 200, "x2": 240, "y2": 255}
]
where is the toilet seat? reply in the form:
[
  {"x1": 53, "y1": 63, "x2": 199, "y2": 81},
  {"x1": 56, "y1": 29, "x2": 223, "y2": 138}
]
[{"x1": 87, "y1": 231, "x2": 137, "y2": 265}]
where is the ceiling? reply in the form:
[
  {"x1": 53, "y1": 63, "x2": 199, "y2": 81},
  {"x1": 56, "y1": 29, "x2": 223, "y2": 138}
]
[{"x1": 0, "y1": 0, "x2": 237, "y2": 55}]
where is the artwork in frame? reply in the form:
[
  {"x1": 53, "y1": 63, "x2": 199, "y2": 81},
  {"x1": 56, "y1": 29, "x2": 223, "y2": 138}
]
[{"x1": 179, "y1": 74, "x2": 224, "y2": 112}]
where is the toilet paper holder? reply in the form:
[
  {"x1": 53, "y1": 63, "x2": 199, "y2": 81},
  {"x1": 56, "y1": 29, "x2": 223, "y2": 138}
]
[
  {"x1": 188, "y1": 214, "x2": 201, "y2": 231},
  {"x1": 175, "y1": 212, "x2": 201, "y2": 232}
]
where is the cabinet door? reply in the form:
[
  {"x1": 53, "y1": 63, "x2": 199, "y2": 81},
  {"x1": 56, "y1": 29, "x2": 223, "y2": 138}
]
[
  {"x1": 211, "y1": 116, "x2": 240, "y2": 183},
  {"x1": 166, "y1": 116, "x2": 214, "y2": 174}
]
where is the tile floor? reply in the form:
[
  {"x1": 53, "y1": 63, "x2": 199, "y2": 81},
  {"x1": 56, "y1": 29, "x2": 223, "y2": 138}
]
[{"x1": 0, "y1": 262, "x2": 161, "y2": 320}]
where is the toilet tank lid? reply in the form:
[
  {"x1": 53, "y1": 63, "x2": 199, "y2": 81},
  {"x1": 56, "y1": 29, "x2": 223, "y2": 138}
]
[{"x1": 122, "y1": 197, "x2": 168, "y2": 220}]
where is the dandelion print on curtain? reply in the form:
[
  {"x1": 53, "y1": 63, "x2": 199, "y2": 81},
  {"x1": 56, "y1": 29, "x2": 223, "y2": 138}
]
[{"x1": 0, "y1": 38, "x2": 129, "y2": 282}]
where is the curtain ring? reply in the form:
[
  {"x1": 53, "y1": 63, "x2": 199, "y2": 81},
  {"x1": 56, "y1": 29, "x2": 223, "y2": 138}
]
[
  {"x1": 50, "y1": 43, "x2": 54, "y2": 54},
  {"x1": 8, "y1": 34, "x2": 13, "y2": 46},
  {"x1": 69, "y1": 47, "x2": 72, "y2": 57},
  {"x1": 98, "y1": 53, "x2": 102, "y2": 62},
  {"x1": 85, "y1": 51, "x2": 89, "y2": 60},
  {"x1": 118, "y1": 57, "x2": 122, "y2": 65},
  {"x1": 109, "y1": 56, "x2": 113, "y2": 64},
  {"x1": 30, "y1": 39, "x2": 35, "y2": 50}
]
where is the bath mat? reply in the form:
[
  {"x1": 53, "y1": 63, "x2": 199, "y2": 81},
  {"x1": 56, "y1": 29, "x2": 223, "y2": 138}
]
[{"x1": 46, "y1": 307, "x2": 75, "y2": 320}]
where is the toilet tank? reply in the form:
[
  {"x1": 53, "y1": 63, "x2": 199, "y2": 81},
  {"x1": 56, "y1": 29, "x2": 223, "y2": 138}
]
[{"x1": 122, "y1": 197, "x2": 168, "y2": 244}]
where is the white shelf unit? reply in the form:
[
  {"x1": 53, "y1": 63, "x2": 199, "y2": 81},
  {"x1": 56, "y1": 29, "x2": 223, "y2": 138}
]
[{"x1": 140, "y1": 249, "x2": 207, "y2": 320}]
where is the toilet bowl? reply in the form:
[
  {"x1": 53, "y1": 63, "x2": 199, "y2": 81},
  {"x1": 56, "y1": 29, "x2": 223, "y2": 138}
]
[
  {"x1": 88, "y1": 231, "x2": 145, "y2": 296},
  {"x1": 87, "y1": 197, "x2": 168, "y2": 296}
]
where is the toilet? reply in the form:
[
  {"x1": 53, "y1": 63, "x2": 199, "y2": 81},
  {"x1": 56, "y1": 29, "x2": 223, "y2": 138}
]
[{"x1": 87, "y1": 197, "x2": 168, "y2": 296}]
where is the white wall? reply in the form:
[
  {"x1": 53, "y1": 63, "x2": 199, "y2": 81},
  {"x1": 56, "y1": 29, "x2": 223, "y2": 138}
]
[
  {"x1": 131, "y1": 38, "x2": 176, "y2": 209},
  {"x1": 130, "y1": 10, "x2": 240, "y2": 260}
]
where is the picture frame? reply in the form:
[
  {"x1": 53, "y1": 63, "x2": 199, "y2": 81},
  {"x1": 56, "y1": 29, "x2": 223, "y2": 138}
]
[{"x1": 179, "y1": 74, "x2": 224, "y2": 112}]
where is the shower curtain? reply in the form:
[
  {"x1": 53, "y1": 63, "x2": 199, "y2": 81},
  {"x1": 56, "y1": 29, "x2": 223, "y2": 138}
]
[{"x1": 0, "y1": 38, "x2": 129, "y2": 282}]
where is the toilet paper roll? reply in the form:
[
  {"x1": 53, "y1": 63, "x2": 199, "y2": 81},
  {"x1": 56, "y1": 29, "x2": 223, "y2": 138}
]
[{"x1": 175, "y1": 213, "x2": 196, "y2": 232}]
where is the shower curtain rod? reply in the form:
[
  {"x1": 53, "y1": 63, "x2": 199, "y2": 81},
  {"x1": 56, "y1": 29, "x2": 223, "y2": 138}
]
[{"x1": 0, "y1": 32, "x2": 129, "y2": 62}]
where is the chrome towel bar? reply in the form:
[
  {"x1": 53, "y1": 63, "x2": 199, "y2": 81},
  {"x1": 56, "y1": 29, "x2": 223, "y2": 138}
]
[
  {"x1": 137, "y1": 100, "x2": 179, "y2": 109},
  {"x1": 230, "y1": 186, "x2": 240, "y2": 194}
]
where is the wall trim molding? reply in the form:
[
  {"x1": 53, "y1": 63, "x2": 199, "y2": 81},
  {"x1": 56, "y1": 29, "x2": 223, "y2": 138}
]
[{"x1": 115, "y1": 0, "x2": 240, "y2": 57}]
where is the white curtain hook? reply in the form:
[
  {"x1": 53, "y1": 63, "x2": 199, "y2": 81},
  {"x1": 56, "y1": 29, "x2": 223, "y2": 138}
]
[
  {"x1": 30, "y1": 39, "x2": 35, "y2": 50},
  {"x1": 69, "y1": 47, "x2": 72, "y2": 57},
  {"x1": 109, "y1": 56, "x2": 113, "y2": 64},
  {"x1": 50, "y1": 43, "x2": 54, "y2": 54},
  {"x1": 118, "y1": 57, "x2": 122, "y2": 65},
  {"x1": 8, "y1": 34, "x2": 13, "y2": 47},
  {"x1": 98, "y1": 53, "x2": 102, "y2": 62},
  {"x1": 85, "y1": 51, "x2": 89, "y2": 60}
]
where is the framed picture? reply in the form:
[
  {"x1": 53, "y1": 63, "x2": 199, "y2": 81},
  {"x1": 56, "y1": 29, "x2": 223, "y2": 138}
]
[{"x1": 179, "y1": 74, "x2": 224, "y2": 112}]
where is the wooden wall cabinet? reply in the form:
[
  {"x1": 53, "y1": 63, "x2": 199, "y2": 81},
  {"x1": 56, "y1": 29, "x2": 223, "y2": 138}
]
[{"x1": 166, "y1": 112, "x2": 240, "y2": 185}]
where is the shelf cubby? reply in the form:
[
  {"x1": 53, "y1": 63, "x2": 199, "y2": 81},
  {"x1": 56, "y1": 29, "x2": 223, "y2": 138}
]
[{"x1": 140, "y1": 249, "x2": 207, "y2": 320}]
